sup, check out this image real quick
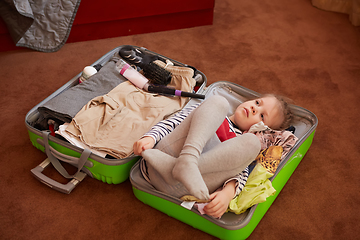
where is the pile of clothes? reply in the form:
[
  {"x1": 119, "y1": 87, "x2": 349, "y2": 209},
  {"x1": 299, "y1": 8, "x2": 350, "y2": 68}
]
[{"x1": 34, "y1": 50, "x2": 197, "y2": 159}]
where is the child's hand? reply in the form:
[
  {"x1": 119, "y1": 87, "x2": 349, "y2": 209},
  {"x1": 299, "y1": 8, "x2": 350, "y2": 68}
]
[
  {"x1": 133, "y1": 137, "x2": 155, "y2": 156},
  {"x1": 203, "y1": 181, "x2": 236, "y2": 218}
]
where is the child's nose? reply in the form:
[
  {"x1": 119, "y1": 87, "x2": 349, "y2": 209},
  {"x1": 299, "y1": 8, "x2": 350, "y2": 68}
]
[{"x1": 251, "y1": 106, "x2": 257, "y2": 114}]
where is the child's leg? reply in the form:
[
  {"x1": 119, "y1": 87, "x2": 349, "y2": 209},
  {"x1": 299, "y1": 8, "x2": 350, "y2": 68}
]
[
  {"x1": 172, "y1": 95, "x2": 231, "y2": 199},
  {"x1": 143, "y1": 95, "x2": 230, "y2": 199},
  {"x1": 144, "y1": 133, "x2": 261, "y2": 199},
  {"x1": 142, "y1": 109, "x2": 195, "y2": 185},
  {"x1": 173, "y1": 132, "x2": 260, "y2": 198},
  {"x1": 147, "y1": 163, "x2": 191, "y2": 198},
  {"x1": 199, "y1": 133, "x2": 261, "y2": 193}
]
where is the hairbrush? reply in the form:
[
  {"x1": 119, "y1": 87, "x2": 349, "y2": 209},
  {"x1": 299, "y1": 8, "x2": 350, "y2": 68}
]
[
  {"x1": 119, "y1": 45, "x2": 160, "y2": 67},
  {"x1": 142, "y1": 61, "x2": 172, "y2": 86},
  {"x1": 116, "y1": 59, "x2": 205, "y2": 99}
]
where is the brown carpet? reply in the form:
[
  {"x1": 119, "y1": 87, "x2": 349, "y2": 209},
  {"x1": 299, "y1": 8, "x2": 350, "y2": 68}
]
[{"x1": 1, "y1": 0, "x2": 359, "y2": 239}]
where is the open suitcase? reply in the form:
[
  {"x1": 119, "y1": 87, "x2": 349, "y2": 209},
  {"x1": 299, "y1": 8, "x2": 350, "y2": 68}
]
[
  {"x1": 129, "y1": 81, "x2": 318, "y2": 239},
  {"x1": 25, "y1": 45, "x2": 207, "y2": 194}
]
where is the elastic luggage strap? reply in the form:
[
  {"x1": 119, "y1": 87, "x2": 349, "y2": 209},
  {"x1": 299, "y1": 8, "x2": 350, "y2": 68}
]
[{"x1": 42, "y1": 131, "x2": 91, "y2": 180}]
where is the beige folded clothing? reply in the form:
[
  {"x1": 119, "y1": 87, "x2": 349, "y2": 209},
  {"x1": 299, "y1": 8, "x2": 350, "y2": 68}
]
[{"x1": 65, "y1": 62, "x2": 196, "y2": 159}]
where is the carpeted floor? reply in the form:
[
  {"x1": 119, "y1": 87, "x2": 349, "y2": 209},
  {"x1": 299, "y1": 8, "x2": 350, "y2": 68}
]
[{"x1": 0, "y1": 0, "x2": 359, "y2": 239}]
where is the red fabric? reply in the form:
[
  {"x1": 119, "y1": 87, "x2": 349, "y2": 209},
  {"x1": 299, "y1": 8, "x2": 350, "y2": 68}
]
[{"x1": 215, "y1": 119, "x2": 236, "y2": 142}]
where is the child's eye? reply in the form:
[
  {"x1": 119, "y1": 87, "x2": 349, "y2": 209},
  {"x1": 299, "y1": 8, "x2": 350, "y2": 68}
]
[
  {"x1": 260, "y1": 114, "x2": 264, "y2": 121},
  {"x1": 255, "y1": 100, "x2": 260, "y2": 105}
]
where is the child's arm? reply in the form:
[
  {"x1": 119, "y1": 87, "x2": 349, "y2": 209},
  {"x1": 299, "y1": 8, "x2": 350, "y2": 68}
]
[
  {"x1": 203, "y1": 180, "x2": 236, "y2": 218},
  {"x1": 203, "y1": 168, "x2": 249, "y2": 218},
  {"x1": 133, "y1": 103, "x2": 201, "y2": 155},
  {"x1": 133, "y1": 136, "x2": 155, "y2": 156},
  {"x1": 146, "y1": 103, "x2": 200, "y2": 142}
]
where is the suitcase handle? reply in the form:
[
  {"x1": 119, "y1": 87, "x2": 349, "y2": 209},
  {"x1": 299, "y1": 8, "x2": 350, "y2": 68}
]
[
  {"x1": 31, "y1": 131, "x2": 91, "y2": 194},
  {"x1": 35, "y1": 138, "x2": 94, "y2": 168},
  {"x1": 31, "y1": 158, "x2": 86, "y2": 194}
]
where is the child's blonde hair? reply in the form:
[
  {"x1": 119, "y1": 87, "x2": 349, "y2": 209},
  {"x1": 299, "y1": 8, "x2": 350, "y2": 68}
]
[{"x1": 263, "y1": 93, "x2": 293, "y2": 130}]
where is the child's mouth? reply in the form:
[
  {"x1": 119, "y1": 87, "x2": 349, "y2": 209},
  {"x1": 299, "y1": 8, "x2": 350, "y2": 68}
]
[{"x1": 244, "y1": 108, "x2": 249, "y2": 117}]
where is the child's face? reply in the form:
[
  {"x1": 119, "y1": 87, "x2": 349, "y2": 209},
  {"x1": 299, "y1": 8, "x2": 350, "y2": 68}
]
[{"x1": 232, "y1": 96, "x2": 284, "y2": 131}]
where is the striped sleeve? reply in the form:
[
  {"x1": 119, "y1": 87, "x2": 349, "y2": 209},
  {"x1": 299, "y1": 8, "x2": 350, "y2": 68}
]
[{"x1": 143, "y1": 103, "x2": 201, "y2": 144}]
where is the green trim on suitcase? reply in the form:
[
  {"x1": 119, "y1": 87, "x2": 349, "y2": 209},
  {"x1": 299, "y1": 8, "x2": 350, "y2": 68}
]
[
  {"x1": 28, "y1": 130, "x2": 46, "y2": 152},
  {"x1": 132, "y1": 131, "x2": 315, "y2": 240},
  {"x1": 89, "y1": 157, "x2": 139, "y2": 184},
  {"x1": 28, "y1": 130, "x2": 139, "y2": 184}
]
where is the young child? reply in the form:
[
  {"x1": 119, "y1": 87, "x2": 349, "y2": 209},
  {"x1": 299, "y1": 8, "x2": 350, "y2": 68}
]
[{"x1": 133, "y1": 94, "x2": 294, "y2": 218}]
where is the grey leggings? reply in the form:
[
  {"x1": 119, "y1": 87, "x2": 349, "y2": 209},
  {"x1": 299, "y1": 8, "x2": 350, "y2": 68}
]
[{"x1": 147, "y1": 95, "x2": 261, "y2": 198}]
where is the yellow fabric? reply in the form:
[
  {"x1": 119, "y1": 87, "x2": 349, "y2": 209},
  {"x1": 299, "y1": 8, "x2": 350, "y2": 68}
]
[{"x1": 227, "y1": 163, "x2": 276, "y2": 215}]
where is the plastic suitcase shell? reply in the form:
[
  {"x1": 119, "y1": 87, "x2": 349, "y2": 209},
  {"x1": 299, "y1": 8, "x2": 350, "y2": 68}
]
[
  {"x1": 129, "y1": 81, "x2": 318, "y2": 239},
  {"x1": 25, "y1": 45, "x2": 207, "y2": 194}
]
